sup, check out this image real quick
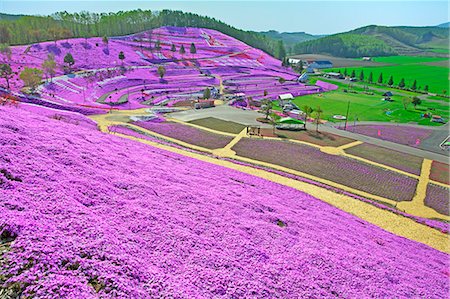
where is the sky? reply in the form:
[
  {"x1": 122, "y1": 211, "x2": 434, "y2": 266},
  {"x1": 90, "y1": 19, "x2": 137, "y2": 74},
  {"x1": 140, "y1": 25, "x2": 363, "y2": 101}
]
[{"x1": 0, "y1": 0, "x2": 448, "y2": 34}]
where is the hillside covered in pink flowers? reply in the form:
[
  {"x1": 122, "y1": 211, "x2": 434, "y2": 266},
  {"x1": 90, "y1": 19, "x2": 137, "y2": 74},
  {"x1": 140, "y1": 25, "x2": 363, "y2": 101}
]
[{"x1": 0, "y1": 105, "x2": 448, "y2": 298}]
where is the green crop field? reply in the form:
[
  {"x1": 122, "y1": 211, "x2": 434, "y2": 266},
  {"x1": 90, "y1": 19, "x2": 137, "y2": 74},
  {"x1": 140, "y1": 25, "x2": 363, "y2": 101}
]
[
  {"x1": 326, "y1": 56, "x2": 449, "y2": 94},
  {"x1": 275, "y1": 89, "x2": 449, "y2": 126}
]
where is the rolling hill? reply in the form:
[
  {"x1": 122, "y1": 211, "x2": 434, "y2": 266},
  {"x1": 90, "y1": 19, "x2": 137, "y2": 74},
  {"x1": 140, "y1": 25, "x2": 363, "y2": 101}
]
[
  {"x1": 1, "y1": 103, "x2": 449, "y2": 297},
  {"x1": 259, "y1": 30, "x2": 323, "y2": 53},
  {"x1": 292, "y1": 25, "x2": 449, "y2": 57}
]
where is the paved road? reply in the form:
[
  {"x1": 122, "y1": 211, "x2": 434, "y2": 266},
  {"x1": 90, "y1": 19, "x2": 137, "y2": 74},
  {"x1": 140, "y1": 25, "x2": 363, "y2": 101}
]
[
  {"x1": 168, "y1": 105, "x2": 273, "y2": 128},
  {"x1": 170, "y1": 105, "x2": 449, "y2": 163},
  {"x1": 320, "y1": 123, "x2": 449, "y2": 163}
]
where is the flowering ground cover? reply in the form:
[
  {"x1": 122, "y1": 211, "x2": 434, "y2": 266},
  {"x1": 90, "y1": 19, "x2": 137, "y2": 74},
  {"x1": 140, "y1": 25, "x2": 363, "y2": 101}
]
[
  {"x1": 232, "y1": 138, "x2": 418, "y2": 201},
  {"x1": 1, "y1": 105, "x2": 449, "y2": 298},
  {"x1": 1, "y1": 26, "x2": 328, "y2": 113},
  {"x1": 188, "y1": 117, "x2": 246, "y2": 134},
  {"x1": 345, "y1": 124, "x2": 433, "y2": 147},
  {"x1": 430, "y1": 161, "x2": 450, "y2": 185},
  {"x1": 133, "y1": 121, "x2": 233, "y2": 149},
  {"x1": 425, "y1": 184, "x2": 450, "y2": 216},
  {"x1": 345, "y1": 143, "x2": 423, "y2": 175}
]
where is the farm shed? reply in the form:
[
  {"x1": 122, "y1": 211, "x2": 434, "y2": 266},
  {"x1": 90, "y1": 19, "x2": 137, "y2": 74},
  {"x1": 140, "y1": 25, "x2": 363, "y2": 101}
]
[
  {"x1": 278, "y1": 93, "x2": 294, "y2": 100},
  {"x1": 194, "y1": 100, "x2": 215, "y2": 109},
  {"x1": 324, "y1": 72, "x2": 343, "y2": 79},
  {"x1": 309, "y1": 60, "x2": 333, "y2": 69}
]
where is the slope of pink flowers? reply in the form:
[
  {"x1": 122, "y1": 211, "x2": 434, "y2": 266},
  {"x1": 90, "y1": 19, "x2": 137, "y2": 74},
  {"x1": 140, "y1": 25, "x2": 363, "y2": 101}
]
[{"x1": 0, "y1": 106, "x2": 448, "y2": 298}]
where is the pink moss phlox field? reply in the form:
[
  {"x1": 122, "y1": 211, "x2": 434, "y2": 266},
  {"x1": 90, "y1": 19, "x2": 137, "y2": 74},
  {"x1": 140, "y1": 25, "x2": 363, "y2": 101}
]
[
  {"x1": 108, "y1": 124, "x2": 449, "y2": 233},
  {"x1": 0, "y1": 26, "x2": 328, "y2": 113},
  {"x1": 0, "y1": 105, "x2": 449, "y2": 298},
  {"x1": 345, "y1": 124, "x2": 433, "y2": 147}
]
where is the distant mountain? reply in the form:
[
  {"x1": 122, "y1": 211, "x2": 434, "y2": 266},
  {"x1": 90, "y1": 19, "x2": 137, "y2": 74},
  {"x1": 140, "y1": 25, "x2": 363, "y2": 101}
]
[
  {"x1": 0, "y1": 13, "x2": 24, "y2": 21},
  {"x1": 437, "y1": 22, "x2": 450, "y2": 28},
  {"x1": 259, "y1": 30, "x2": 323, "y2": 53},
  {"x1": 292, "y1": 25, "x2": 449, "y2": 58}
]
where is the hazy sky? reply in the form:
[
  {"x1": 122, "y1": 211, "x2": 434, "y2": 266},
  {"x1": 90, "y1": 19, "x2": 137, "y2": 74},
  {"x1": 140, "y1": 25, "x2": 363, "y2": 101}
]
[{"x1": 1, "y1": 1, "x2": 448, "y2": 34}]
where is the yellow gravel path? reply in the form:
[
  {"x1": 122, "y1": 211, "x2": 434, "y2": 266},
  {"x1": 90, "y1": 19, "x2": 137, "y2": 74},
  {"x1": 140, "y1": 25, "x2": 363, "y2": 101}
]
[{"x1": 397, "y1": 159, "x2": 444, "y2": 219}]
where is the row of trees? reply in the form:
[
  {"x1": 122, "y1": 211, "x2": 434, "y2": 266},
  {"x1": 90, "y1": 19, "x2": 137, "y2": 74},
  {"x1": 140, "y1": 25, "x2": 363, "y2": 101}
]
[
  {"x1": 340, "y1": 69, "x2": 429, "y2": 92},
  {"x1": 0, "y1": 9, "x2": 284, "y2": 58}
]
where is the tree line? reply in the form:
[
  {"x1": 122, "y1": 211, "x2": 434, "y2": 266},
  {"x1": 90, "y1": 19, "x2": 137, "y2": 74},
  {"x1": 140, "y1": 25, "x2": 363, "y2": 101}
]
[
  {"x1": 0, "y1": 9, "x2": 286, "y2": 59},
  {"x1": 338, "y1": 68, "x2": 440, "y2": 94}
]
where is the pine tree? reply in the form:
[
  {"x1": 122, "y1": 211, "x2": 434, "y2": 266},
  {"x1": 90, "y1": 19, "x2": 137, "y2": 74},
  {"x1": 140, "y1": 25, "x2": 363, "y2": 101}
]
[
  {"x1": 424, "y1": 85, "x2": 429, "y2": 92},
  {"x1": 171, "y1": 44, "x2": 176, "y2": 52},
  {"x1": 118, "y1": 51, "x2": 125, "y2": 66},
  {"x1": 359, "y1": 70, "x2": 364, "y2": 81},
  {"x1": 411, "y1": 80, "x2": 417, "y2": 90},
  {"x1": 368, "y1": 72, "x2": 373, "y2": 83},
  {"x1": 387, "y1": 76, "x2": 394, "y2": 86},
  {"x1": 190, "y1": 43, "x2": 196, "y2": 54},
  {"x1": 377, "y1": 73, "x2": 383, "y2": 84},
  {"x1": 179, "y1": 45, "x2": 186, "y2": 56},
  {"x1": 63, "y1": 53, "x2": 75, "y2": 73},
  {"x1": 398, "y1": 78, "x2": 405, "y2": 88},
  {"x1": 351, "y1": 70, "x2": 356, "y2": 78},
  {"x1": 344, "y1": 69, "x2": 348, "y2": 77}
]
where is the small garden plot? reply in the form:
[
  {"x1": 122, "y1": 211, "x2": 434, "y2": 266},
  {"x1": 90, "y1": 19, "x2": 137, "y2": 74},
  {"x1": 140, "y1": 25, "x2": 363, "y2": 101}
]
[
  {"x1": 425, "y1": 184, "x2": 450, "y2": 216},
  {"x1": 133, "y1": 121, "x2": 233, "y2": 149},
  {"x1": 260, "y1": 129, "x2": 355, "y2": 147},
  {"x1": 345, "y1": 143, "x2": 423, "y2": 175},
  {"x1": 430, "y1": 161, "x2": 450, "y2": 185},
  {"x1": 188, "y1": 117, "x2": 246, "y2": 134},
  {"x1": 232, "y1": 139, "x2": 418, "y2": 202},
  {"x1": 347, "y1": 125, "x2": 433, "y2": 147}
]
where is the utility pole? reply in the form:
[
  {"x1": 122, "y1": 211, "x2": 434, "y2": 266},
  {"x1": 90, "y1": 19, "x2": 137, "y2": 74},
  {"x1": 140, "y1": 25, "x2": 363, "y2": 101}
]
[{"x1": 344, "y1": 100, "x2": 350, "y2": 130}]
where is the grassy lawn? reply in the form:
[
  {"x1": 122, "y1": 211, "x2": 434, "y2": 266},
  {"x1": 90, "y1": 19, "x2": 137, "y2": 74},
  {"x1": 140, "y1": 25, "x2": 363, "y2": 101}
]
[
  {"x1": 188, "y1": 117, "x2": 246, "y2": 134},
  {"x1": 283, "y1": 90, "x2": 448, "y2": 126},
  {"x1": 326, "y1": 55, "x2": 449, "y2": 94},
  {"x1": 372, "y1": 56, "x2": 447, "y2": 64}
]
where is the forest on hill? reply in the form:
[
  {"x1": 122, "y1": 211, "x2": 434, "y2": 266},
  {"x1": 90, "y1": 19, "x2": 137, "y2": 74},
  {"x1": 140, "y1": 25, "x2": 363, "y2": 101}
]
[
  {"x1": 292, "y1": 25, "x2": 449, "y2": 57},
  {"x1": 0, "y1": 9, "x2": 286, "y2": 59}
]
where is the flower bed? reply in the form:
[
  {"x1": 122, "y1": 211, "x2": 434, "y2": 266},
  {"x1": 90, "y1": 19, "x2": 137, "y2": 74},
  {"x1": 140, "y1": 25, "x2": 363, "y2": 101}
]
[
  {"x1": 232, "y1": 138, "x2": 418, "y2": 201},
  {"x1": 425, "y1": 184, "x2": 450, "y2": 216},
  {"x1": 133, "y1": 121, "x2": 233, "y2": 149},
  {"x1": 345, "y1": 143, "x2": 423, "y2": 175},
  {"x1": 188, "y1": 117, "x2": 246, "y2": 134},
  {"x1": 345, "y1": 124, "x2": 433, "y2": 147},
  {"x1": 261, "y1": 129, "x2": 355, "y2": 147},
  {"x1": 430, "y1": 161, "x2": 450, "y2": 185},
  {"x1": 0, "y1": 105, "x2": 448, "y2": 298}
]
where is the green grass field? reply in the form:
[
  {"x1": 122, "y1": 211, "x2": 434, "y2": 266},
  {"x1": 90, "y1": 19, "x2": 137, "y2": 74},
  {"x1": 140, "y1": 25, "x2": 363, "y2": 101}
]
[
  {"x1": 275, "y1": 90, "x2": 448, "y2": 126},
  {"x1": 327, "y1": 56, "x2": 449, "y2": 94}
]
